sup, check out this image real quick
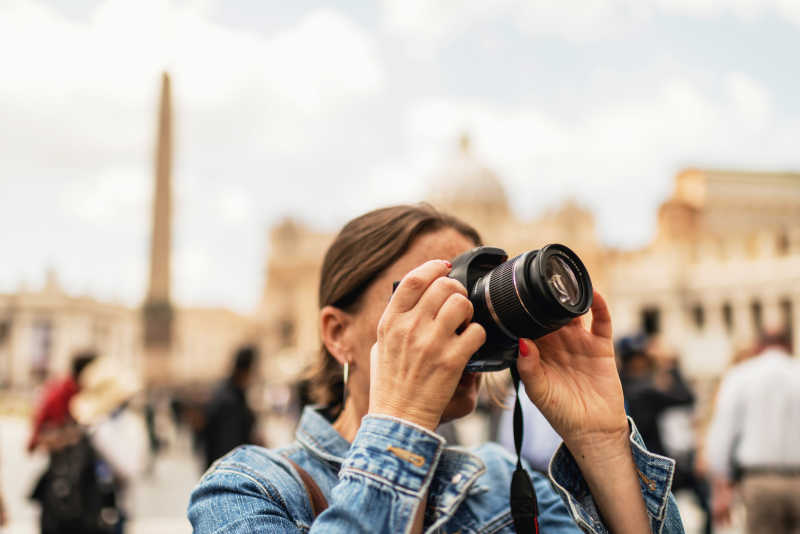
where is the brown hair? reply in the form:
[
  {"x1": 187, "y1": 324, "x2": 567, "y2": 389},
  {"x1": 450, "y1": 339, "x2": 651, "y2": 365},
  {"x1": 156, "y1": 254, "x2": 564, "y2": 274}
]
[{"x1": 310, "y1": 204, "x2": 482, "y2": 410}]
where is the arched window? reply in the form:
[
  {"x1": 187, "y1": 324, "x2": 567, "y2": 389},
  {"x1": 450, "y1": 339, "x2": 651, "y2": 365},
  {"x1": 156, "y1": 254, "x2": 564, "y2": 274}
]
[
  {"x1": 722, "y1": 302, "x2": 734, "y2": 333},
  {"x1": 279, "y1": 318, "x2": 295, "y2": 348},
  {"x1": 641, "y1": 307, "x2": 661, "y2": 336},
  {"x1": 777, "y1": 230, "x2": 790, "y2": 256},
  {"x1": 751, "y1": 300, "x2": 763, "y2": 336},
  {"x1": 691, "y1": 304, "x2": 705, "y2": 330},
  {"x1": 781, "y1": 298, "x2": 794, "y2": 348}
]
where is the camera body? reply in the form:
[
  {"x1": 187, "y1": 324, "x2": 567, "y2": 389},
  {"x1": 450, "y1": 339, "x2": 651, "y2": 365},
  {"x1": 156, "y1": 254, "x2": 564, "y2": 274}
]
[{"x1": 449, "y1": 244, "x2": 593, "y2": 372}]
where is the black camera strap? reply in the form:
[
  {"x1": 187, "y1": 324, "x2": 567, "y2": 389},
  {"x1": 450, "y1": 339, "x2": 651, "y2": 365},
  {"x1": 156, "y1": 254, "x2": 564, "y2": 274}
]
[{"x1": 510, "y1": 364, "x2": 539, "y2": 534}]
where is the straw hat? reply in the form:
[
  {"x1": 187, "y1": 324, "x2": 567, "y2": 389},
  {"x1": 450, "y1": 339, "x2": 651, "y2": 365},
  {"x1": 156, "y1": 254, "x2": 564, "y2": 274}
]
[{"x1": 69, "y1": 357, "x2": 142, "y2": 426}]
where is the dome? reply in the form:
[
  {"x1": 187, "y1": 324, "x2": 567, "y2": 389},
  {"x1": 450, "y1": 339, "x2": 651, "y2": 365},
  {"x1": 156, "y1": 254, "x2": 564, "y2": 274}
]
[{"x1": 426, "y1": 135, "x2": 509, "y2": 215}]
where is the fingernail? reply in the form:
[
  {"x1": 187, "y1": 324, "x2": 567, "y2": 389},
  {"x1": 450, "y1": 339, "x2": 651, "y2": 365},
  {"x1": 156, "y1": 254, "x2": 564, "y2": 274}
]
[
  {"x1": 519, "y1": 340, "x2": 529, "y2": 357},
  {"x1": 443, "y1": 260, "x2": 452, "y2": 268}
]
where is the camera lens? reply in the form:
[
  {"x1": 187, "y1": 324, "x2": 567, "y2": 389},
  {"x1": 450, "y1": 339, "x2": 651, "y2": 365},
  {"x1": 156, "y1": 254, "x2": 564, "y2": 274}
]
[
  {"x1": 543, "y1": 255, "x2": 580, "y2": 306},
  {"x1": 470, "y1": 244, "x2": 592, "y2": 344},
  {"x1": 450, "y1": 243, "x2": 593, "y2": 372}
]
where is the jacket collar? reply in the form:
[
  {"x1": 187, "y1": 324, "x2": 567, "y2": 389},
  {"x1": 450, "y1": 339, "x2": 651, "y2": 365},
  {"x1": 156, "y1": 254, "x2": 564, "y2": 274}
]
[{"x1": 295, "y1": 406, "x2": 352, "y2": 465}]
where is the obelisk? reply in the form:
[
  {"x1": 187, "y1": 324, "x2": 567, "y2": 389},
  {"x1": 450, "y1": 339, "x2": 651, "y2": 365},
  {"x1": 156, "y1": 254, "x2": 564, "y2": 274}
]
[{"x1": 143, "y1": 72, "x2": 174, "y2": 385}]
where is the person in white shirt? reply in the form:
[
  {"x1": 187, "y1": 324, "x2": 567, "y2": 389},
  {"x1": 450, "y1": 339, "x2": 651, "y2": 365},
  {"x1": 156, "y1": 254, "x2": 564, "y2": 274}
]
[
  {"x1": 706, "y1": 329, "x2": 800, "y2": 534},
  {"x1": 498, "y1": 383, "x2": 562, "y2": 473}
]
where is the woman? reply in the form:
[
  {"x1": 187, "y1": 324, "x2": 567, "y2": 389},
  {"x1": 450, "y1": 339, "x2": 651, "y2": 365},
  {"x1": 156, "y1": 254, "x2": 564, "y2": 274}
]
[{"x1": 189, "y1": 205, "x2": 683, "y2": 533}]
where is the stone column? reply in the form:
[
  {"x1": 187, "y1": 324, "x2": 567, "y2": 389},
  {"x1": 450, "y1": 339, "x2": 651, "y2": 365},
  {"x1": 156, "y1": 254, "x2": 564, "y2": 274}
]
[
  {"x1": 704, "y1": 295, "x2": 725, "y2": 336},
  {"x1": 661, "y1": 296, "x2": 687, "y2": 353},
  {"x1": 761, "y1": 294, "x2": 784, "y2": 333},
  {"x1": 143, "y1": 72, "x2": 175, "y2": 386},
  {"x1": 731, "y1": 294, "x2": 755, "y2": 350}
]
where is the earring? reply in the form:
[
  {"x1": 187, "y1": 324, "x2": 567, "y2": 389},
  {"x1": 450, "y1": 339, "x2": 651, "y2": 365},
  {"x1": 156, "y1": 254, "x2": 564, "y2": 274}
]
[{"x1": 342, "y1": 361, "x2": 350, "y2": 407}]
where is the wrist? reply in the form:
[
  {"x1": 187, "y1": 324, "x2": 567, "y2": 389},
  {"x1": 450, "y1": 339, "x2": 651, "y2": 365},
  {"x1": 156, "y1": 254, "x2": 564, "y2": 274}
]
[
  {"x1": 564, "y1": 422, "x2": 630, "y2": 466},
  {"x1": 368, "y1": 399, "x2": 440, "y2": 432}
]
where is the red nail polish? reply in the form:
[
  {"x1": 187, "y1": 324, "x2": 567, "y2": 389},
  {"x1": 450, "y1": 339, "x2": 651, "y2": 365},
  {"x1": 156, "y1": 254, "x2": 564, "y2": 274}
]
[
  {"x1": 444, "y1": 260, "x2": 452, "y2": 268},
  {"x1": 519, "y1": 340, "x2": 529, "y2": 357}
]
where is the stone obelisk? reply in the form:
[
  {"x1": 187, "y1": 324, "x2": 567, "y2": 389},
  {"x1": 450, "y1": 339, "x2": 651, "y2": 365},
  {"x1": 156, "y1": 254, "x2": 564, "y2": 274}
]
[{"x1": 143, "y1": 72, "x2": 174, "y2": 385}]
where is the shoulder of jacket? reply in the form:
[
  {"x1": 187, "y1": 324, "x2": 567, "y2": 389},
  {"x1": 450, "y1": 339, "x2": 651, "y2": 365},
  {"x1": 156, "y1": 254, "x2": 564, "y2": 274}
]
[
  {"x1": 202, "y1": 444, "x2": 316, "y2": 516},
  {"x1": 202, "y1": 445, "x2": 304, "y2": 493}
]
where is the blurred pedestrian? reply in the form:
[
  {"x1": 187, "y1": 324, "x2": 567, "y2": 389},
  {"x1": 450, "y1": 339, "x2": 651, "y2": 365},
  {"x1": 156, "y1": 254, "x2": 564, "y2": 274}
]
[
  {"x1": 649, "y1": 339, "x2": 712, "y2": 534},
  {"x1": 706, "y1": 329, "x2": 800, "y2": 534},
  {"x1": 72, "y1": 356, "x2": 147, "y2": 531},
  {"x1": 27, "y1": 352, "x2": 94, "y2": 533},
  {"x1": 202, "y1": 345, "x2": 260, "y2": 468},
  {"x1": 618, "y1": 336, "x2": 713, "y2": 532},
  {"x1": 618, "y1": 334, "x2": 695, "y2": 457},
  {"x1": 27, "y1": 351, "x2": 95, "y2": 453},
  {"x1": 30, "y1": 355, "x2": 145, "y2": 534}
]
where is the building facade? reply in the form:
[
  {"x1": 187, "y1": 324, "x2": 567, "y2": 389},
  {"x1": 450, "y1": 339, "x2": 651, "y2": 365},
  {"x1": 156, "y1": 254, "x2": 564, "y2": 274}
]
[
  {"x1": 0, "y1": 272, "x2": 140, "y2": 389},
  {"x1": 0, "y1": 276, "x2": 254, "y2": 390},
  {"x1": 3, "y1": 128, "x2": 797, "y2": 390},
  {"x1": 259, "y1": 141, "x2": 800, "y2": 382},
  {"x1": 0, "y1": 73, "x2": 255, "y2": 391}
]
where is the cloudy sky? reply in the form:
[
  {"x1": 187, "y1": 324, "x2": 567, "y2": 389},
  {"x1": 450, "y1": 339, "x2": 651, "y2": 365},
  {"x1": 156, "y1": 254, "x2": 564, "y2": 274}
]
[{"x1": 1, "y1": 0, "x2": 799, "y2": 312}]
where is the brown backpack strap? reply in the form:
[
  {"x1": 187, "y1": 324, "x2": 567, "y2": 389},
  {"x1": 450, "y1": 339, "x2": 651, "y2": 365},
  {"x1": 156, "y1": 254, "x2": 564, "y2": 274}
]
[{"x1": 284, "y1": 457, "x2": 329, "y2": 519}]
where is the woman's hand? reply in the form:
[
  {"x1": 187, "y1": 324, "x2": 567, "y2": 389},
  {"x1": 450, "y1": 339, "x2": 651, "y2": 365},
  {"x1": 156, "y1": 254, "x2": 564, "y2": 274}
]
[
  {"x1": 519, "y1": 291, "x2": 653, "y2": 533},
  {"x1": 368, "y1": 260, "x2": 486, "y2": 431},
  {"x1": 517, "y1": 290, "x2": 628, "y2": 453}
]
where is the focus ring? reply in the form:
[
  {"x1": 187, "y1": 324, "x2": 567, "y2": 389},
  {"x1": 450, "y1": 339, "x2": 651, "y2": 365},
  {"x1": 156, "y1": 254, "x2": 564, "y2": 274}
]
[{"x1": 487, "y1": 258, "x2": 535, "y2": 337}]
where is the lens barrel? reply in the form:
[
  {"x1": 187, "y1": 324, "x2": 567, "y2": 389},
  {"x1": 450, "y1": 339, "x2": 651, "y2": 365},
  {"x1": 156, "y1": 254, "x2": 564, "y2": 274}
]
[
  {"x1": 447, "y1": 243, "x2": 593, "y2": 371},
  {"x1": 470, "y1": 244, "x2": 592, "y2": 342}
]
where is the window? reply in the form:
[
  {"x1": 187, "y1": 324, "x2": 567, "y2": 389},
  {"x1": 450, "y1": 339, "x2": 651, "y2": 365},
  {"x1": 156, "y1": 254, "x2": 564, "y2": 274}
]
[
  {"x1": 781, "y1": 298, "x2": 794, "y2": 349},
  {"x1": 777, "y1": 230, "x2": 790, "y2": 256},
  {"x1": 751, "y1": 300, "x2": 763, "y2": 336},
  {"x1": 641, "y1": 307, "x2": 661, "y2": 336},
  {"x1": 279, "y1": 318, "x2": 295, "y2": 348},
  {"x1": 0, "y1": 319, "x2": 10, "y2": 345},
  {"x1": 30, "y1": 319, "x2": 53, "y2": 380},
  {"x1": 722, "y1": 302, "x2": 734, "y2": 333},
  {"x1": 691, "y1": 304, "x2": 705, "y2": 330}
]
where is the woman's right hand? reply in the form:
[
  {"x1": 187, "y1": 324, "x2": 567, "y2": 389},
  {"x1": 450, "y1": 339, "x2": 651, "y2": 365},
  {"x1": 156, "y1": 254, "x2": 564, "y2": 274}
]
[{"x1": 368, "y1": 259, "x2": 486, "y2": 431}]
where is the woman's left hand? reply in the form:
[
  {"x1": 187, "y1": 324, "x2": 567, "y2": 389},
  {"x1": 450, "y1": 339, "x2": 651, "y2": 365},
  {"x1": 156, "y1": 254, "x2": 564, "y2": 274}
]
[{"x1": 517, "y1": 290, "x2": 628, "y2": 453}]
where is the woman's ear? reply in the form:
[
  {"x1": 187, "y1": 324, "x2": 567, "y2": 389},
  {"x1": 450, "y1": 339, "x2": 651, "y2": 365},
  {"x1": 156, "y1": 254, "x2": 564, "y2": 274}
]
[{"x1": 319, "y1": 305, "x2": 352, "y2": 365}]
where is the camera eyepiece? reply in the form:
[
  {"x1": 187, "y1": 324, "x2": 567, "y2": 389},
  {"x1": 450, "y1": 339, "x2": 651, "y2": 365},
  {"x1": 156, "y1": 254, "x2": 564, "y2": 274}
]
[{"x1": 449, "y1": 244, "x2": 593, "y2": 372}]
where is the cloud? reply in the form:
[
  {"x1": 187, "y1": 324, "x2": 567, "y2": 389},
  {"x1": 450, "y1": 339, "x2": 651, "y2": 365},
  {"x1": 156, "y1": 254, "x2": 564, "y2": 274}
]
[
  {"x1": 2, "y1": 0, "x2": 797, "y2": 315},
  {"x1": 381, "y1": 0, "x2": 800, "y2": 49},
  {"x1": 0, "y1": 0, "x2": 385, "y2": 311},
  {"x1": 374, "y1": 71, "x2": 788, "y2": 246},
  {"x1": 59, "y1": 168, "x2": 149, "y2": 224},
  {"x1": 726, "y1": 72, "x2": 771, "y2": 129}
]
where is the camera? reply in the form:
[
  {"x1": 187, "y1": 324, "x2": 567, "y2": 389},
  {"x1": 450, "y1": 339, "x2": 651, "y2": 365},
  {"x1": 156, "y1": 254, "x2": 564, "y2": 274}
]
[{"x1": 449, "y1": 244, "x2": 593, "y2": 372}]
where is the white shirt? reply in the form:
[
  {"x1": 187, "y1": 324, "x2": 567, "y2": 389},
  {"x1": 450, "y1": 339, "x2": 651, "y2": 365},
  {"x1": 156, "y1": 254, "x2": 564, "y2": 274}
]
[
  {"x1": 706, "y1": 348, "x2": 800, "y2": 478},
  {"x1": 91, "y1": 409, "x2": 148, "y2": 481},
  {"x1": 498, "y1": 383, "x2": 563, "y2": 472}
]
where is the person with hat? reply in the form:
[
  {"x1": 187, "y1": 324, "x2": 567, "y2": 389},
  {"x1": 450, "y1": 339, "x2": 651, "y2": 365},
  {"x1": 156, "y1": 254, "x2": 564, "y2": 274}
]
[
  {"x1": 70, "y1": 356, "x2": 148, "y2": 485},
  {"x1": 31, "y1": 356, "x2": 146, "y2": 534}
]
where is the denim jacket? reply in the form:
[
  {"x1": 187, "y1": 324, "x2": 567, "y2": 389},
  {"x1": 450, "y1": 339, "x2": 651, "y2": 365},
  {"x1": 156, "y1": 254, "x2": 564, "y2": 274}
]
[{"x1": 189, "y1": 407, "x2": 684, "y2": 533}]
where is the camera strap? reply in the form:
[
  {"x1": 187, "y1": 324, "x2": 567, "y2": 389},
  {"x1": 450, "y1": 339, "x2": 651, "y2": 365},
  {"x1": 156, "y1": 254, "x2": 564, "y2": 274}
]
[{"x1": 510, "y1": 364, "x2": 539, "y2": 534}]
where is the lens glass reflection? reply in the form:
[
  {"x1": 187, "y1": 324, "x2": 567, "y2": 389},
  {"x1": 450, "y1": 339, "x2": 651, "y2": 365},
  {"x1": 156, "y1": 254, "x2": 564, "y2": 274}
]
[{"x1": 545, "y1": 255, "x2": 581, "y2": 306}]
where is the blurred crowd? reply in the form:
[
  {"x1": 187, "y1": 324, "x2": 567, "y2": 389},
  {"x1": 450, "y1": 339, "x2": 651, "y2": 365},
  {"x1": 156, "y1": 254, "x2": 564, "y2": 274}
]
[
  {"x1": 496, "y1": 327, "x2": 799, "y2": 534},
  {"x1": 1, "y1": 326, "x2": 797, "y2": 534}
]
